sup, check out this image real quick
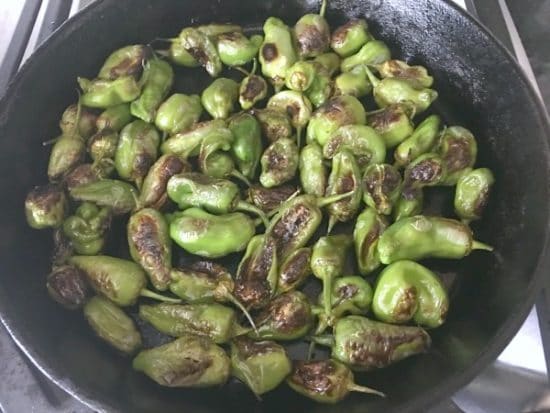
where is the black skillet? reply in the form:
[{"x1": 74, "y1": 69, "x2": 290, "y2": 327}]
[{"x1": 0, "y1": 0, "x2": 549, "y2": 412}]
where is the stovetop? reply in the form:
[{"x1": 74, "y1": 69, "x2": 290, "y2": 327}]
[{"x1": 0, "y1": 1, "x2": 549, "y2": 412}]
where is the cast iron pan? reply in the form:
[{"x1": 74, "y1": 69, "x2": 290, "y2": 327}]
[{"x1": 0, "y1": 0, "x2": 549, "y2": 412}]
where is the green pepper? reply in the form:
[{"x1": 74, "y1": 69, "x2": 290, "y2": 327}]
[
  {"x1": 334, "y1": 67, "x2": 371, "y2": 98},
  {"x1": 217, "y1": 32, "x2": 263, "y2": 66},
  {"x1": 251, "y1": 291, "x2": 313, "y2": 341},
  {"x1": 393, "y1": 187, "x2": 424, "y2": 221},
  {"x1": 25, "y1": 185, "x2": 67, "y2": 229},
  {"x1": 260, "y1": 137, "x2": 299, "y2": 188},
  {"x1": 364, "y1": 66, "x2": 438, "y2": 114},
  {"x1": 313, "y1": 316, "x2": 431, "y2": 370},
  {"x1": 239, "y1": 72, "x2": 268, "y2": 110},
  {"x1": 319, "y1": 276, "x2": 373, "y2": 320},
  {"x1": 155, "y1": 93, "x2": 203, "y2": 135},
  {"x1": 69, "y1": 179, "x2": 138, "y2": 215},
  {"x1": 84, "y1": 296, "x2": 142, "y2": 354},
  {"x1": 340, "y1": 40, "x2": 391, "y2": 72},
  {"x1": 229, "y1": 113, "x2": 262, "y2": 179},
  {"x1": 437, "y1": 126, "x2": 478, "y2": 186},
  {"x1": 235, "y1": 234, "x2": 278, "y2": 309},
  {"x1": 51, "y1": 228, "x2": 73, "y2": 265},
  {"x1": 330, "y1": 19, "x2": 372, "y2": 57},
  {"x1": 326, "y1": 149, "x2": 362, "y2": 232},
  {"x1": 63, "y1": 161, "x2": 113, "y2": 192},
  {"x1": 63, "y1": 202, "x2": 111, "y2": 255},
  {"x1": 161, "y1": 119, "x2": 226, "y2": 157},
  {"x1": 373, "y1": 260, "x2": 449, "y2": 328},
  {"x1": 98, "y1": 44, "x2": 150, "y2": 80},
  {"x1": 247, "y1": 184, "x2": 297, "y2": 214},
  {"x1": 231, "y1": 337, "x2": 292, "y2": 396},
  {"x1": 168, "y1": 37, "x2": 200, "y2": 67},
  {"x1": 59, "y1": 104, "x2": 97, "y2": 139},
  {"x1": 277, "y1": 247, "x2": 312, "y2": 294},
  {"x1": 139, "y1": 154, "x2": 191, "y2": 210},
  {"x1": 259, "y1": 17, "x2": 297, "y2": 88},
  {"x1": 362, "y1": 163, "x2": 402, "y2": 216},
  {"x1": 140, "y1": 303, "x2": 249, "y2": 344},
  {"x1": 285, "y1": 61, "x2": 317, "y2": 92},
  {"x1": 294, "y1": 0, "x2": 330, "y2": 58},
  {"x1": 169, "y1": 208, "x2": 256, "y2": 258},
  {"x1": 312, "y1": 234, "x2": 353, "y2": 315},
  {"x1": 267, "y1": 90, "x2": 313, "y2": 138},
  {"x1": 96, "y1": 103, "x2": 132, "y2": 132},
  {"x1": 47, "y1": 134, "x2": 86, "y2": 182},
  {"x1": 403, "y1": 153, "x2": 446, "y2": 190},
  {"x1": 305, "y1": 64, "x2": 333, "y2": 108},
  {"x1": 353, "y1": 207, "x2": 388, "y2": 276},
  {"x1": 69, "y1": 255, "x2": 180, "y2": 306},
  {"x1": 195, "y1": 23, "x2": 242, "y2": 36},
  {"x1": 167, "y1": 173, "x2": 267, "y2": 224},
  {"x1": 454, "y1": 168, "x2": 495, "y2": 222},
  {"x1": 87, "y1": 130, "x2": 119, "y2": 162},
  {"x1": 114, "y1": 119, "x2": 160, "y2": 188},
  {"x1": 378, "y1": 215, "x2": 493, "y2": 264},
  {"x1": 314, "y1": 52, "x2": 341, "y2": 76},
  {"x1": 394, "y1": 114, "x2": 441, "y2": 166},
  {"x1": 127, "y1": 208, "x2": 172, "y2": 291},
  {"x1": 287, "y1": 359, "x2": 384, "y2": 403},
  {"x1": 79, "y1": 76, "x2": 141, "y2": 108},
  {"x1": 323, "y1": 124, "x2": 386, "y2": 170},
  {"x1": 133, "y1": 335, "x2": 230, "y2": 388},
  {"x1": 376, "y1": 59, "x2": 434, "y2": 88},
  {"x1": 46, "y1": 265, "x2": 91, "y2": 310},
  {"x1": 179, "y1": 27, "x2": 222, "y2": 77},
  {"x1": 367, "y1": 103, "x2": 415, "y2": 148},
  {"x1": 299, "y1": 142, "x2": 327, "y2": 197},
  {"x1": 306, "y1": 95, "x2": 366, "y2": 147},
  {"x1": 252, "y1": 108, "x2": 293, "y2": 143},
  {"x1": 201, "y1": 78, "x2": 239, "y2": 119}
]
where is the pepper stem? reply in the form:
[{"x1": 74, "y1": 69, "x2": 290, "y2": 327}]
[
  {"x1": 231, "y1": 170, "x2": 252, "y2": 186},
  {"x1": 316, "y1": 191, "x2": 354, "y2": 208},
  {"x1": 42, "y1": 137, "x2": 60, "y2": 146},
  {"x1": 309, "y1": 334, "x2": 334, "y2": 347},
  {"x1": 327, "y1": 215, "x2": 337, "y2": 234},
  {"x1": 348, "y1": 383, "x2": 386, "y2": 398},
  {"x1": 236, "y1": 200, "x2": 270, "y2": 228},
  {"x1": 322, "y1": 274, "x2": 334, "y2": 316},
  {"x1": 307, "y1": 341, "x2": 317, "y2": 360},
  {"x1": 232, "y1": 323, "x2": 253, "y2": 337},
  {"x1": 363, "y1": 65, "x2": 381, "y2": 88},
  {"x1": 296, "y1": 127, "x2": 302, "y2": 149},
  {"x1": 472, "y1": 240, "x2": 494, "y2": 252},
  {"x1": 319, "y1": 0, "x2": 328, "y2": 17},
  {"x1": 140, "y1": 288, "x2": 181, "y2": 303},
  {"x1": 266, "y1": 189, "x2": 302, "y2": 218},
  {"x1": 226, "y1": 293, "x2": 258, "y2": 334}
]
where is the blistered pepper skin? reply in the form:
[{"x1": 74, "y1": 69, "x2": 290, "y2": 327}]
[{"x1": 454, "y1": 168, "x2": 495, "y2": 222}]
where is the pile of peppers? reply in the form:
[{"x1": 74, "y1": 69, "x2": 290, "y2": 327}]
[{"x1": 25, "y1": 0, "x2": 496, "y2": 404}]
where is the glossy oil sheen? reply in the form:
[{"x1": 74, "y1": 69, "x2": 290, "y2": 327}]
[{"x1": 0, "y1": 0, "x2": 549, "y2": 412}]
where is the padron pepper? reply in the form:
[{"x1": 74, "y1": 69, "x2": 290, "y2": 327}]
[
  {"x1": 323, "y1": 124, "x2": 386, "y2": 170},
  {"x1": 313, "y1": 315, "x2": 431, "y2": 370},
  {"x1": 115, "y1": 120, "x2": 160, "y2": 188},
  {"x1": 454, "y1": 168, "x2": 495, "y2": 222},
  {"x1": 139, "y1": 303, "x2": 250, "y2": 344},
  {"x1": 132, "y1": 334, "x2": 230, "y2": 387},
  {"x1": 201, "y1": 78, "x2": 239, "y2": 120},
  {"x1": 25, "y1": 184, "x2": 67, "y2": 229},
  {"x1": 251, "y1": 291, "x2": 313, "y2": 341},
  {"x1": 69, "y1": 255, "x2": 180, "y2": 306},
  {"x1": 155, "y1": 93, "x2": 203, "y2": 135},
  {"x1": 98, "y1": 44, "x2": 149, "y2": 80},
  {"x1": 334, "y1": 67, "x2": 371, "y2": 98},
  {"x1": 260, "y1": 137, "x2": 299, "y2": 188},
  {"x1": 373, "y1": 260, "x2": 449, "y2": 328},
  {"x1": 51, "y1": 228, "x2": 73, "y2": 265},
  {"x1": 319, "y1": 276, "x2": 373, "y2": 321},
  {"x1": 353, "y1": 207, "x2": 388, "y2": 275},
  {"x1": 259, "y1": 17, "x2": 297, "y2": 88},
  {"x1": 167, "y1": 36, "x2": 200, "y2": 67},
  {"x1": 285, "y1": 61, "x2": 317, "y2": 92},
  {"x1": 305, "y1": 63, "x2": 333, "y2": 108},
  {"x1": 217, "y1": 32, "x2": 263, "y2": 67},
  {"x1": 139, "y1": 154, "x2": 191, "y2": 210},
  {"x1": 69, "y1": 179, "x2": 138, "y2": 214},
  {"x1": 437, "y1": 126, "x2": 478, "y2": 185},
  {"x1": 300, "y1": 142, "x2": 327, "y2": 197},
  {"x1": 367, "y1": 103, "x2": 415, "y2": 148},
  {"x1": 314, "y1": 52, "x2": 341, "y2": 76},
  {"x1": 340, "y1": 40, "x2": 391, "y2": 72},
  {"x1": 394, "y1": 114, "x2": 441, "y2": 166},
  {"x1": 78, "y1": 76, "x2": 141, "y2": 108},
  {"x1": 330, "y1": 19, "x2": 372, "y2": 58},
  {"x1": 179, "y1": 27, "x2": 222, "y2": 77},
  {"x1": 277, "y1": 247, "x2": 312, "y2": 294},
  {"x1": 169, "y1": 208, "x2": 256, "y2": 258},
  {"x1": 128, "y1": 208, "x2": 172, "y2": 291},
  {"x1": 377, "y1": 215, "x2": 493, "y2": 264},
  {"x1": 63, "y1": 161, "x2": 113, "y2": 192},
  {"x1": 403, "y1": 153, "x2": 446, "y2": 190},
  {"x1": 247, "y1": 184, "x2": 297, "y2": 214},
  {"x1": 96, "y1": 103, "x2": 133, "y2": 132},
  {"x1": 252, "y1": 108, "x2": 293, "y2": 143},
  {"x1": 46, "y1": 264, "x2": 91, "y2": 310},
  {"x1": 161, "y1": 119, "x2": 226, "y2": 158},
  {"x1": 326, "y1": 149, "x2": 362, "y2": 232},
  {"x1": 287, "y1": 359, "x2": 384, "y2": 403},
  {"x1": 362, "y1": 163, "x2": 402, "y2": 216},
  {"x1": 63, "y1": 202, "x2": 111, "y2": 255},
  {"x1": 239, "y1": 68, "x2": 268, "y2": 110},
  {"x1": 88, "y1": 130, "x2": 119, "y2": 163},
  {"x1": 394, "y1": 187, "x2": 424, "y2": 221},
  {"x1": 311, "y1": 234, "x2": 353, "y2": 315},
  {"x1": 228, "y1": 113, "x2": 262, "y2": 179},
  {"x1": 294, "y1": 0, "x2": 330, "y2": 58},
  {"x1": 47, "y1": 134, "x2": 86, "y2": 182},
  {"x1": 231, "y1": 337, "x2": 292, "y2": 396},
  {"x1": 197, "y1": 24, "x2": 243, "y2": 36},
  {"x1": 235, "y1": 235, "x2": 278, "y2": 309},
  {"x1": 375, "y1": 59, "x2": 434, "y2": 89},
  {"x1": 59, "y1": 103, "x2": 97, "y2": 139},
  {"x1": 306, "y1": 95, "x2": 366, "y2": 147},
  {"x1": 84, "y1": 295, "x2": 142, "y2": 354},
  {"x1": 364, "y1": 66, "x2": 438, "y2": 114},
  {"x1": 267, "y1": 90, "x2": 313, "y2": 142}
]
